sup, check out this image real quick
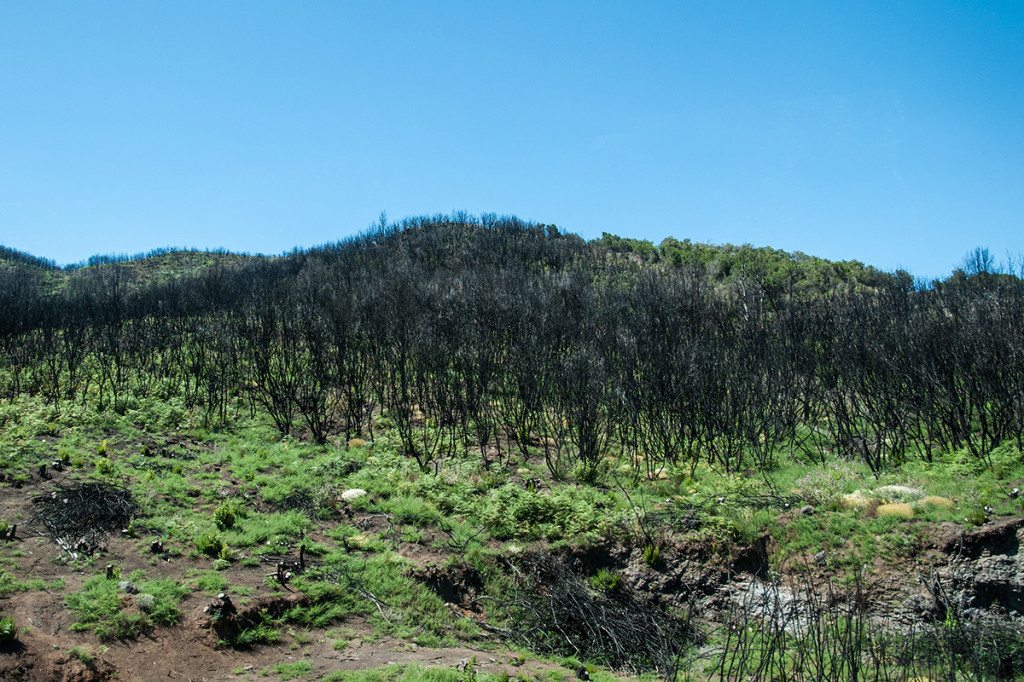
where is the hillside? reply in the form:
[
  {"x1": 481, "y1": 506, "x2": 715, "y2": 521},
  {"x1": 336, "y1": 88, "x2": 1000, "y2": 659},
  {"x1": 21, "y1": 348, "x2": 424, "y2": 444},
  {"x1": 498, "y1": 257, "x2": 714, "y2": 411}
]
[
  {"x1": 4, "y1": 226, "x2": 894, "y2": 295},
  {"x1": 0, "y1": 215, "x2": 1022, "y2": 682},
  {"x1": 0, "y1": 245, "x2": 59, "y2": 271},
  {"x1": 73, "y1": 248, "x2": 262, "y2": 285}
]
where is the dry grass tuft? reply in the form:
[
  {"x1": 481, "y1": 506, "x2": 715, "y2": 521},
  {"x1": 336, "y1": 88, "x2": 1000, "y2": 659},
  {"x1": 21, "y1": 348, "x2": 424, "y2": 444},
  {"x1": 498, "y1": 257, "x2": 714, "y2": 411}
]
[
  {"x1": 876, "y1": 502, "x2": 914, "y2": 519},
  {"x1": 918, "y1": 495, "x2": 954, "y2": 509},
  {"x1": 841, "y1": 491, "x2": 873, "y2": 509}
]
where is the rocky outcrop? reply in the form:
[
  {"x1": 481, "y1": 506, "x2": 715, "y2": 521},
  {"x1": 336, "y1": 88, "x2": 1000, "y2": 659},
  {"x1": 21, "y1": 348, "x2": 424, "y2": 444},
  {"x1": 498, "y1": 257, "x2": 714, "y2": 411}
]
[{"x1": 939, "y1": 516, "x2": 1024, "y2": 620}]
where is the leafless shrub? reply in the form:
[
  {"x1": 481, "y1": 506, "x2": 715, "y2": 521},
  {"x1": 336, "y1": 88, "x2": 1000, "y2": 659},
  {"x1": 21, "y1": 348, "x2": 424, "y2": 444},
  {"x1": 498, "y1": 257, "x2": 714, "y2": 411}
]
[{"x1": 500, "y1": 552, "x2": 696, "y2": 679}]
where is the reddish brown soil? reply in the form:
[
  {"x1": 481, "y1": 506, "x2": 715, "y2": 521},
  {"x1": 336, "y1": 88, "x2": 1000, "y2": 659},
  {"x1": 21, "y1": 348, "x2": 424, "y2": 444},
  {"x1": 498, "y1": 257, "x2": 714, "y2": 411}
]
[{"x1": 0, "y1": 476, "x2": 575, "y2": 681}]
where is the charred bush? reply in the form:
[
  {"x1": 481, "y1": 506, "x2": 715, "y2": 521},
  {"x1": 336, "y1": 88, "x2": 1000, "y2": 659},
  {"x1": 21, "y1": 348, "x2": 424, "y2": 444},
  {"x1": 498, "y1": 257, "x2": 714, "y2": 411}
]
[{"x1": 500, "y1": 552, "x2": 696, "y2": 678}]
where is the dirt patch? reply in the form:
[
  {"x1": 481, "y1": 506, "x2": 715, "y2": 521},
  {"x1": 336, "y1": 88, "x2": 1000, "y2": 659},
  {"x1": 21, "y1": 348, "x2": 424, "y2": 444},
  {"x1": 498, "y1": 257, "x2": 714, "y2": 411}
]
[
  {"x1": 945, "y1": 516, "x2": 1024, "y2": 558},
  {"x1": 0, "y1": 630, "x2": 117, "y2": 682},
  {"x1": 94, "y1": 621, "x2": 578, "y2": 682},
  {"x1": 730, "y1": 533, "x2": 770, "y2": 577}
]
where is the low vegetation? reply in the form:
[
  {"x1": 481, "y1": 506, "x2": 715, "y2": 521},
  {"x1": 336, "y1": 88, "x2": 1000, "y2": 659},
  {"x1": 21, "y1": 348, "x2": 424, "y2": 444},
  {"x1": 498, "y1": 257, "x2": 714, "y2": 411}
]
[
  {"x1": 65, "y1": 570, "x2": 189, "y2": 640},
  {"x1": 0, "y1": 216, "x2": 1022, "y2": 679}
]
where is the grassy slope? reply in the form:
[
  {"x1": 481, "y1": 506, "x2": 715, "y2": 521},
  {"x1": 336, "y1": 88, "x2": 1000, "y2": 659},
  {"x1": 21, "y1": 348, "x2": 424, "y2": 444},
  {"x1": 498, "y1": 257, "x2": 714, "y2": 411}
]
[{"x1": 0, "y1": 391, "x2": 1022, "y2": 680}]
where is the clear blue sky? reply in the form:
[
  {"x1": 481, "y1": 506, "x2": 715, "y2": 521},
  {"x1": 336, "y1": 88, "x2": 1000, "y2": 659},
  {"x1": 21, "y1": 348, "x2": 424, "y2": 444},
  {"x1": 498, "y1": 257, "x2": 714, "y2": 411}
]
[{"x1": 1, "y1": 1, "x2": 1022, "y2": 276}]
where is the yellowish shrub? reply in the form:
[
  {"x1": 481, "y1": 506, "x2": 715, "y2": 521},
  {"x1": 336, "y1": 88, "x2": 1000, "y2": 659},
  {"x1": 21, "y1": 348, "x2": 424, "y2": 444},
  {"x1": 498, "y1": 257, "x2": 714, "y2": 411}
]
[
  {"x1": 347, "y1": 438, "x2": 367, "y2": 448},
  {"x1": 346, "y1": 533, "x2": 372, "y2": 549},
  {"x1": 918, "y1": 495, "x2": 954, "y2": 509},
  {"x1": 841, "y1": 491, "x2": 873, "y2": 509},
  {"x1": 876, "y1": 502, "x2": 914, "y2": 519}
]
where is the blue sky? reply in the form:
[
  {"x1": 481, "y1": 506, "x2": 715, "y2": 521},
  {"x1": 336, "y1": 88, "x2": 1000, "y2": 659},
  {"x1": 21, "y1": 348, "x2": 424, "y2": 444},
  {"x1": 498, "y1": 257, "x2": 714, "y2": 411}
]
[{"x1": 1, "y1": 1, "x2": 1022, "y2": 277}]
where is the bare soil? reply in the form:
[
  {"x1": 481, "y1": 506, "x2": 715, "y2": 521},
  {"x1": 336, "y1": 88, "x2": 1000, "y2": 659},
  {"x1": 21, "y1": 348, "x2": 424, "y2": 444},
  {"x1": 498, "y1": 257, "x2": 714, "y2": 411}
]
[{"x1": 0, "y1": 476, "x2": 577, "y2": 681}]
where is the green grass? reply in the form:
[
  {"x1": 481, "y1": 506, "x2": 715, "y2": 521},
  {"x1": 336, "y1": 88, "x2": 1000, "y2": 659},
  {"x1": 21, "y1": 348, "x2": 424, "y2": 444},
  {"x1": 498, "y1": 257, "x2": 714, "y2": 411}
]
[
  {"x1": 269, "y1": 660, "x2": 313, "y2": 679},
  {"x1": 66, "y1": 570, "x2": 189, "y2": 640},
  {"x1": 67, "y1": 645, "x2": 100, "y2": 663},
  {"x1": 3, "y1": 390, "x2": 1024, "y2": 677},
  {"x1": 195, "y1": 531, "x2": 231, "y2": 560},
  {"x1": 185, "y1": 569, "x2": 229, "y2": 595},
  {"x1": 288, "y1": 550, "x2": 469, "y2": 644},
  {"x1": 221, "y1": 510, "x2": 312, "y2": 550},
  {"x1": 322, "y1": 664, "x2": 497, "y2": 682},
  {"x1": 230, "y1": 619, "x2": 283, "y2": 648},
  {"x1": 477, "y1": 483, "x2": 616, "y2": 541},
  {"x1": 0, "y1": 615, "x2": 17, "y2": 643},
  {"x1": 0, "y1": 570, "x2": 64, "y2": 597}
]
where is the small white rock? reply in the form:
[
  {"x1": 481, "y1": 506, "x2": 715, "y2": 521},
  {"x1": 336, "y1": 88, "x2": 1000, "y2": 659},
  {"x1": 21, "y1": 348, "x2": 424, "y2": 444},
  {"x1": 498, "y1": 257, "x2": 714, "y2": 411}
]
[{"x1": 340, "y1": 488, "x2": 367, "y2": 502}]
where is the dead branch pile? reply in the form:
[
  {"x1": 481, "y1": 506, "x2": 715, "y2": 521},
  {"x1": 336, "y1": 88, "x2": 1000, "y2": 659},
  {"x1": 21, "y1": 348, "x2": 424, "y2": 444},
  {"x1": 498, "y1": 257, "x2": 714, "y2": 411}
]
[
  {"x1": 500, "y1": 552, "x2": 694, "y2": 679},
  {"x1": 264, "y1": 485, "x2": 340, "y2": 522},
  {"x1": 270, "y1": 488, "x2": 323, "y2": 516},
  {"x1": 31, "y1": 481, "x2": 138, "y2": 557}
]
